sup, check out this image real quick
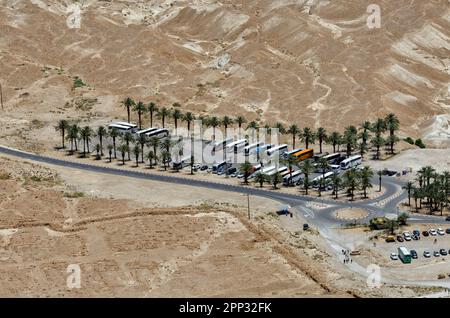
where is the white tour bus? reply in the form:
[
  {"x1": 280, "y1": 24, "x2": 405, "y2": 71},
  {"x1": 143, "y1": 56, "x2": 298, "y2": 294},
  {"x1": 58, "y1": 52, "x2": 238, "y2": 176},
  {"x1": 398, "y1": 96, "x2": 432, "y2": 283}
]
[
  {"x1": 283, "y1": 170, "x2": 303, "y2": 186},
  {"x1": 172, "y1": 155, "x2": 191, "y2": 170},
  {"x1": 212, "y1": 160, "x2": 231, "y2": 173},
  {"x1": 267, "y1": 144, "x2": 289, "y2": 157},
  {"x1": 108, "y1": 123, "x2": 136, "y2": 134},
  {"x1": 266, "y1": 166, "x2": 289, "y2": 177},
  {"x1": 340, "y1": 155, "x2": 363, "y2": 170},
  {"x1": 323, "y1": 153, "x2": 341, "y2": 163},
  {"x1": 226, "y1": 139, "x2": 248, "y2": 153},
  {"x1": 114, "y1": 122, "x2": 138, "y2": 132},
  {"x1": 145, "y1": 128, "x2": 170, "y2": 139},
  {"x1": 135, "y1": 127, "x2": 158, "y2": 136},
  {"x1": 213, "y1": 137, "x2": 233, "y2": 152},
  {"x1": 312, "y1": 171, "x2": 335, "y2": 183},
  {"x1": 244, "y1": 142, "x2": 265, "y2": 156}
]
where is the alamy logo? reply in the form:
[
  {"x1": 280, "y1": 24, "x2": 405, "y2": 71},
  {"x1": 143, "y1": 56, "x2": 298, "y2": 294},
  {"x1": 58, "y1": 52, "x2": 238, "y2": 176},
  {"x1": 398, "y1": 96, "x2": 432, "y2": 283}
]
[
  {"x1": 367, "y1": 4, "x2": 381, "y2": 29},
  {"x1": 66, "y1": 4, "x2": 82, "y2": 29},
  {"x1": 66, "y1": 264, "x2": 81, "y2": 289},
  {"x1": 366, "y1": 264, "x2": 381, "y2": 288}
]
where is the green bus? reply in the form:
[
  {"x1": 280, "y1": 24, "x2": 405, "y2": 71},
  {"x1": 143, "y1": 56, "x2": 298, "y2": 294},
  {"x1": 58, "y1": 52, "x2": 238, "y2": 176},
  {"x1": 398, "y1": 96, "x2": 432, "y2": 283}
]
[{"x1": 398, "y1": 246, "x2": 412, "y2": 264}]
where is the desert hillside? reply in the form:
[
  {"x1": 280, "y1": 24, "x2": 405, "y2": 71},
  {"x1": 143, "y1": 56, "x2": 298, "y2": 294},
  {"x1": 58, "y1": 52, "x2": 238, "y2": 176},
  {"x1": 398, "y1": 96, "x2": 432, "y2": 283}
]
[{"x1": 0, "y1": 0, "x2": 449, "y2": 147}]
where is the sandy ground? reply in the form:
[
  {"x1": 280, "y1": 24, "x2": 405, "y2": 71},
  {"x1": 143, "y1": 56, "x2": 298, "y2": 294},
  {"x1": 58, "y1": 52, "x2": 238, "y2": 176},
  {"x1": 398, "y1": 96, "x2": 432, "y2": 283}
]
[
  {"x1": 0, "y1": 0, "x2": 449, "y2": 150},
  {"x1": 0, "y1": 154, "x2": 442, "y2": 297}
]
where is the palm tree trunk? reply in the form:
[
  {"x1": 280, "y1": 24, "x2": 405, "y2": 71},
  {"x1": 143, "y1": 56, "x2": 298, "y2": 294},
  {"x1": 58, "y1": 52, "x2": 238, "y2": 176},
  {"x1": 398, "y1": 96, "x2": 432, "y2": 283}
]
[
  {"x1": 127, "y1": 107, "x2": 130, "y2": 123},
  {"x1": 100, "y1": 136, "x2": 103, "y2": 156},
  {"x1": 113, "y1": 138, "x2": 117, "y2": 158},
  {"x1": 61, "y1": 129, "x2": 65, "y2": 148}
]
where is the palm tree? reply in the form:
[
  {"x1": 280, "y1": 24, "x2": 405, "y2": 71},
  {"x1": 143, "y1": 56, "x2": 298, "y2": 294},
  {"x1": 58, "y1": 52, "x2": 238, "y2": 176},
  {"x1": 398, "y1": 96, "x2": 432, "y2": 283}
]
[
  {"x1": 121, "y1": 131, "x2": 134, "y2": 161},
  {"x1": 254, "y1": 172, "x2": 267, "y2": 188},
  {"x1": 327, "y1": 132, "x2": 341, "y2": 153},
  {"x1": 160, "y1": 138, "x2": 172, "y2": 153},
  {"x1": 239, "y1": 161, "x2": 254, "y2": 185},
  {"x1": 270, "y1": 172, "x2": 283, "y2": 189},
  {"x1": 287, "y1": 124, "x2": 300, "y2": 149},
  {"x1": 147, "y1": 137, "x2": 160, "y2": 165},
  {"x1": 122, "y1": 97, "x2": 135, "y2": 123},
  {"x1": 80, "y1": 126, "x2": 93, "y2": 157},
  {"x1": 136, "y1": 133, "x2": 148, "y2": 163},
  {"x1": 109, "y1": 128, "x2": 119, "y2": 159},
  {"x1": 377, "y1": 170, "x2": 383, "y2": 192},
  {"x1": 236, "y1": 116, "x2": 247, "y2": 138},
  {"x1": 67, "y1": 124, "x2": 79, "y2": 152},
  {"x1": 403, "y1": 181, "x2": 414, "y2": 206},
  {"x1": 118, "y1": 144, "x2": 129, "y2": 165},
  {"x1": 371, "y1": 118, "x2": 386, "y2": 137},
  {"x1": 183, "y1": 112, "x2": 195, "y2": 135},
  {"x1": 343, "y1": 168, "x2": 358, "y2": 201},
  {"x1": 300, "y1": 159, "x2": 314, "y2": 195},
  {"x1": 208, "y1": 116, "x2": 220, "y2": 140},
  {"x1": 133, "y1": 143, "x2": 141, "y2": 167},
  {"x1": 360, "y1": 166, "x2": 374, "y2": 198},
  {"x1": 96, "y1": 126, "x2": 107, "y2": 156},
  {"x1": 358, "y1": 141, "x2": 369, "y2": 158},
  {"x1": 342, "y1": 126, "x2": 357, "y2": 156},
  {"x1": 385, "y1": 113, "x2": 400, "y2": 154},
  {"x1": 222, "y1": 116, "x2": 234, "y2": 131},
  {"x1": 331, "y1": 172, "x2": 342, "y2": 199},
  {"x1": 317, "y1": 157, "x2": 330, "y2": 179},
  {"x1": 95, "y1": 143, "x2": 101, "y2": 160},
  {"x1": 55, "y1": 119, "x2": 69, "y2": 149},
  {"x1": 147, "y1": 102, "x2": 158, "y2": 127},
  {"x1": 134, "y1": 101, "x2": 146, "y2": 130},
  {"x1": 275, "y1": 122, "x2": 286, "y2": 135},
  {"x1": 107, "y1": 144, "x2": 113, "y2": 162},
  {"x1": 385, "y1": 134, "x2": 400, "y2": 155},
  {"x1": 300, "y1": 127, "x2": 315, "y2": 149},
  {"x1": 316, "y1": 127, "x2": 327, "y2": 154},
  {"x1": 161, "y1": 150, "x2": 171, "y2": 171},
  {"x1": 371, "y1": 135, "x2": 385, "y2": 160},
  {"x1": 282, "y1": 155, "x2": 297, "y2": 187},
  {"x1": 146, "y1": 150, "x2": 156, "y2": 169},
  {"x1": 172, "y1": 108, "x2": 183, "y2": 134},
  {"x1": 157, "y1": 107, "x2": 171, "y2": 128}
]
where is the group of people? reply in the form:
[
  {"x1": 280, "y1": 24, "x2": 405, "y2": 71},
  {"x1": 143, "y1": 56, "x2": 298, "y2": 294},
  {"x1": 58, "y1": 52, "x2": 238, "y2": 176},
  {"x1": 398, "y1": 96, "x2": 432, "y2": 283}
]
[{"x1": 342, "y1": 249, "x2": 353, "y2": 264}]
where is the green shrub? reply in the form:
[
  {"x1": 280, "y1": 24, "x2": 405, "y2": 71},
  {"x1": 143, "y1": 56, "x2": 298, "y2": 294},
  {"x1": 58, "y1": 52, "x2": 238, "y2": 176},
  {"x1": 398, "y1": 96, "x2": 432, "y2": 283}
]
[
  {"x1": 404, "y1": 137, "x2": 415, "y2": 145},
  {"x1": 415, "y1": 139, "x2": 426, "y2": 149},
  {"x1": 73, "y1": 77, "x2": 86, "y2": 89}
]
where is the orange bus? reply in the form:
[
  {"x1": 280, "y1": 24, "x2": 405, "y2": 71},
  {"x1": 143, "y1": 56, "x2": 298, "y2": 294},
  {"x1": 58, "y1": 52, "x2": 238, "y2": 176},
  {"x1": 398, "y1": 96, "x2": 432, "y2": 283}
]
[{"x1": 291, "y1": 149, "x2": 314, "y2": 162}]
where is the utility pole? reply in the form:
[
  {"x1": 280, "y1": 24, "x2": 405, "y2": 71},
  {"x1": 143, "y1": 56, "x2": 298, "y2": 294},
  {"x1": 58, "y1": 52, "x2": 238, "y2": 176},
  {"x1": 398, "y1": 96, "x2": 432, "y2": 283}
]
[
  {"x1": 247, "y1": 193, "x2": 250, "y2": 219},
  {"x1": 0, "y1": 83, "x2": 4, "y2": 110}
]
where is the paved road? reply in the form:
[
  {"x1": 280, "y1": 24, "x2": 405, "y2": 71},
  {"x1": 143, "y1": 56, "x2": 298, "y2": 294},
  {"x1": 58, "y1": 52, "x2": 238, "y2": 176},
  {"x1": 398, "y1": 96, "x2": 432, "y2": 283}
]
[
  {"x1": 0, "y1": 145, "x2": 447, "y2": 229},
  {"x1": 2, "y1": 145, "x2": 450, "y2": 291}
]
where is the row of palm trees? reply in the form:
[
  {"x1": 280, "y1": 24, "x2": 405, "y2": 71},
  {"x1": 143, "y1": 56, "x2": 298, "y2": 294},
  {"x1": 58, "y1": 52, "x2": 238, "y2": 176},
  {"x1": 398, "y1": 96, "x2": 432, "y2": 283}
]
[
  {"x1": 239, "y1": 156, "x2": 376, "y2": 200},
  {"x1": 403, "y1": 166, "x2": 450, "y2": 215},
  {"x1": 119, "y1": 97, "x2": 401, "y2": 159},
  {"x1": 55, "y1": 120, "x2": 181, "y2": 171}
]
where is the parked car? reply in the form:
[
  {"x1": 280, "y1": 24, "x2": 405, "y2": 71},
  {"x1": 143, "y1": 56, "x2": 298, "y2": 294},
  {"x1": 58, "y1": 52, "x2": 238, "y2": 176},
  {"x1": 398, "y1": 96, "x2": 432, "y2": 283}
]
[
  {"x1": 439, "y1": 249, "x2": 448, "y2": 256},
  {"x1": 410, "y1": 250, "x2": 418, "y2": 259},
  {"x1": 200, "y1": 165, "x2": 209, "y2": 171},
  {"x1": 446, "y1": 216, "x2": 450, "y2": 222},
  {"x1": 446, "y1": 229, "x2": 450, "y2": 234},
  {"x1": 390, "y1": 253, "x2": 399, "y2": 260},
  {"x1": 412, "y1": 235, "x2": 420, "y2": 241},
  {"x1": 434, "y1": 251, "x2": 441, "y2": 257},
  {"x1": 403, "y1": 231, "x2": 412, "y2": 241},
  {"x1": 227, "y1": 167, "x2": 237, "y2": 175},
  {"x1": 429, "y1": 229, "x2": 438, "y2": 236},
  {"x1": 303, "y1": 224, "x2": 310, "y2": 231},
  {"x1": 193, "y1": 164, "x2": 201, "y2": 170},
  {"x1": 423, "y1": 250, "x2": 431, "y2": 258},
  {"x1": 396, "y1": 235, "x2": 404, "y2": 242},
  {"x1": 422, "y1": 230, "x2": 429, "y2": 237},
  {"x1": 386, "y1": 236, "x2": 396, "y2": 243},
  {"x1": 413, "y1": 230, "x2": 421, "y2": 237},
  {"x1": 437, "y1": 228, "x2": 445, "y2": 236}
]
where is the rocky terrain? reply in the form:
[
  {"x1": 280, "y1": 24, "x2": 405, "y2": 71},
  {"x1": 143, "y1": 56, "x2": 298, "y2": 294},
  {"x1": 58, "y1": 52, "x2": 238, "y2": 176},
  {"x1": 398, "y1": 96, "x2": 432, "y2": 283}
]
[{"x1": 0, "y1": 0, "x2": 449, "y2": 149}]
